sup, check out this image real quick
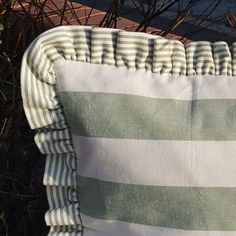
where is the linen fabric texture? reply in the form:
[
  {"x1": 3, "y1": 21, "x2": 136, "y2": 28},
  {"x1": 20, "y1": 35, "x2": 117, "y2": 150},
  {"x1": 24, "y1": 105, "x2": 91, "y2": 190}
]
[{"x1": 21, "y1": 25, "x2": 236, "y2": 235}]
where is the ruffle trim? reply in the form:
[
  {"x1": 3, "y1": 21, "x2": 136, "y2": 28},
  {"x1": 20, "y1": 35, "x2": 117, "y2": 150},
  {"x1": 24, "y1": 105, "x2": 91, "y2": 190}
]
[{"x1": 21, "y1": 25, "x2": 236, "y2": 235}]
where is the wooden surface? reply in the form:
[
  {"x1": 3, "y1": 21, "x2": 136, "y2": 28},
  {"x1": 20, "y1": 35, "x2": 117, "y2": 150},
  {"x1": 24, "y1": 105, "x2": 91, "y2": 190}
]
[{"x1": 12, "y1": 0, "x2": 236, "y2": 44}]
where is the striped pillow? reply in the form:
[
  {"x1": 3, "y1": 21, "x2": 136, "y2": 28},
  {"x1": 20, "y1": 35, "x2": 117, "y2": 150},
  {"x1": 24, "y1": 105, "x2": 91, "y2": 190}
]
[{"x1": 21, "y1": 25, "x2": 236, "y2": 235}]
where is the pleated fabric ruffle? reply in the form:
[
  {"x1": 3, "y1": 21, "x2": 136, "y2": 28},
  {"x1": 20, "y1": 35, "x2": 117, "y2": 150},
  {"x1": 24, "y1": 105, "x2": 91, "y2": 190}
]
[{"x1": 21, "y1": 25, "x2": 236, "y2": 235}]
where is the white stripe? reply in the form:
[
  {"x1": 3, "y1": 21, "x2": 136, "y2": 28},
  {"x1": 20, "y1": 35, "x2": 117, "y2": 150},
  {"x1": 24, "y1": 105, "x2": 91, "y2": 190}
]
[
  {"x1": 81, "y1": 213, "x2": 236, "y2": 236},
  {"x1": 73, "y1": 134, "x2": 236, "y2": 187},
  {"x1": 55, "y1": 60, "x2": 236, "y2": 100}
]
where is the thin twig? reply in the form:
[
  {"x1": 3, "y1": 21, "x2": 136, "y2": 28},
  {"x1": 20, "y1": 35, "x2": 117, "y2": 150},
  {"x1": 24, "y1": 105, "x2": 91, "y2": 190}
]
[{"x1": 0, "y1": 190, "x2": 35, "y2": 199}]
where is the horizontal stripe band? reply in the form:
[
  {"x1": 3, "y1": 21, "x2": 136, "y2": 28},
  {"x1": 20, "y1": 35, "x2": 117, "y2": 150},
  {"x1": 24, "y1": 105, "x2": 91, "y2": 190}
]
[
  {"x1": 60, "y1": 92, "x2": 236, "y2": 141},
  {"x1": 82, "y1": 214, "x2": 236, "y2": 236},
  {"x1": 55, "y1": 61, "x2": 236, "y2": 100},
  {"x1": 78, "y1": 176, "x2": 236, "y2": 231},
  {"x1": 72, "y1": 134, "x2": 236, "y2": 187}
]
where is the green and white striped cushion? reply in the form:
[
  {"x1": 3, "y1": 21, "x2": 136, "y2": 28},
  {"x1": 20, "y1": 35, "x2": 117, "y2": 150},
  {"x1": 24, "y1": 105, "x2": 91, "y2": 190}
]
[{"x1": 21, "y1": 25, "x2": 236, "y2": 235}]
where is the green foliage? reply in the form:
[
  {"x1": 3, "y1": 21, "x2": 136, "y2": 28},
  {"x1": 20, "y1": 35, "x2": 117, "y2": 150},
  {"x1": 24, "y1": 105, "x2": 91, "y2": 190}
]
[{"x1": 0, "y1": 18, "x2": 3, "y2": 32}]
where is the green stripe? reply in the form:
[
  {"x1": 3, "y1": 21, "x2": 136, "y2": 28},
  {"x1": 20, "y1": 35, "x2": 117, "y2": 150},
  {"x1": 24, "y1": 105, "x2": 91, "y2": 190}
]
[
  {"x1": 59, "y1": 92, "x2": 236, "y2": 140},
  {"x1": 78, "y1": 175, "x2": 236, "y2": 231}
]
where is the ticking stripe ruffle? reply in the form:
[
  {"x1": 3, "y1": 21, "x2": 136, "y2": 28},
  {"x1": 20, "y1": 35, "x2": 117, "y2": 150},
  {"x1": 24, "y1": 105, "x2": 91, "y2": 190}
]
[{"x1": 21, "y1": 25, "x2": 236, "y2": 235}]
